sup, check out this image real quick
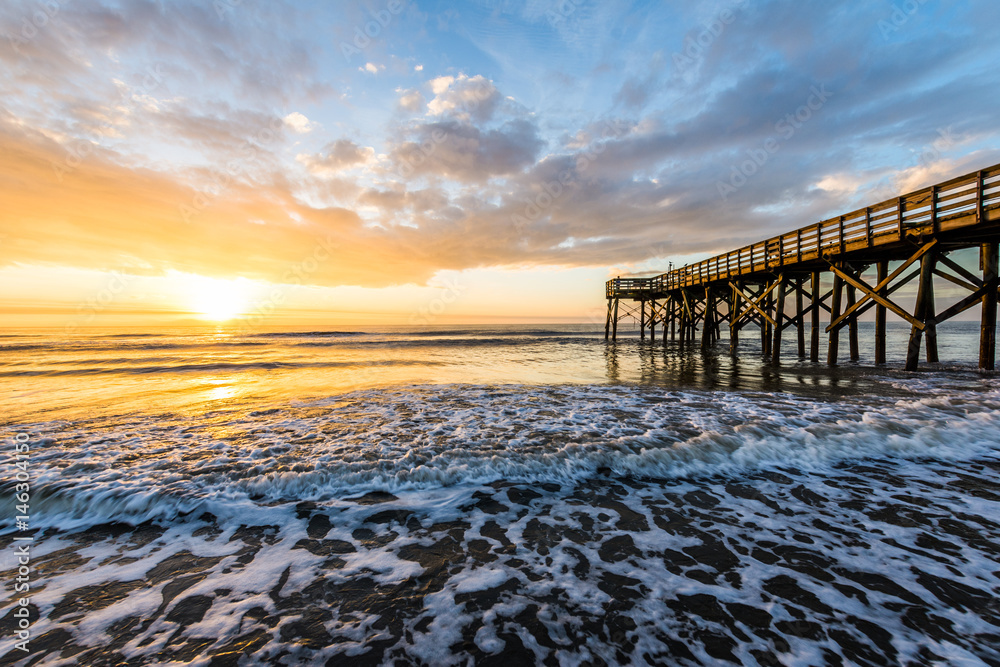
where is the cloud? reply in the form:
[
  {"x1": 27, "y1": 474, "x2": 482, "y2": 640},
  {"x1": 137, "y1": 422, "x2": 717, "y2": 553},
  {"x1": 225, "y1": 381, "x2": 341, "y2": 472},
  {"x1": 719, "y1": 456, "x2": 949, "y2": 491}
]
[
  {"x1": 0, "y1": 118, "x2": 433, "y2": 287},
  {"x1": 397, "y1": 88, "x2": 425, "y2": 112},
  {"x1": 283, "y1": 112, "x2": 316, "y2": 134},
  {"x1": 296, "y1": 139, "x2": 376, "y2": 176},
  {"x1": 389, "y1": 118, "x2": 545, "y2": 182},
  {"x1": 426, "y1": 74, "x2": 502, "y2": 122},
  {"x1": 3, "y1": 0, "x2": 1000, "y2": 297}
]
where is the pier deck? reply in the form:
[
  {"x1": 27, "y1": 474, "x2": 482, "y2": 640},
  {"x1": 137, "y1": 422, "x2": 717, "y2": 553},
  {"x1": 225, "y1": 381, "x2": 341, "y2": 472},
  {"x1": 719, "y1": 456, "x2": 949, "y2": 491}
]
[{"x1": 605, "y1": 164, "x2": 1000, "y2": 370}]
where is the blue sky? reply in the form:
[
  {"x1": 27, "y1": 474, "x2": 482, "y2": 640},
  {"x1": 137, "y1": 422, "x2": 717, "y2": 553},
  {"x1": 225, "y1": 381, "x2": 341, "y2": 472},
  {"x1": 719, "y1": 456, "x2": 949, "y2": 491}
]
[{"x1": 1, "y1": 0, "x2": 999, "y2": 324}]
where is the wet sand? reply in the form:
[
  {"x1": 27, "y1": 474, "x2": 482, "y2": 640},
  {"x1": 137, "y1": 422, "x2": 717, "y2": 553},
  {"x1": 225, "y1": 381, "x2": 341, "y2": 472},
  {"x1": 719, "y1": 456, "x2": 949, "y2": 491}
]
[{"x1": 3, "y1": 452, "x2": 1000, "y2": 666}]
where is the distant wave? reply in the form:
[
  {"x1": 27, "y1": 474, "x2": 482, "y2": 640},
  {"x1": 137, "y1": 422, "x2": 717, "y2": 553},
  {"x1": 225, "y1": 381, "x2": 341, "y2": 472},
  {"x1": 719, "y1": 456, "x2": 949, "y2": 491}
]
[
  {"x1": 0, "y1": 341, "x2": 272, "y2": 353},
  {"x1": 0, "y1": 359, "x2": 441, "y2": 377},
  {"x1": 289, "y1": 336, "x2": 593, "y2": 349},
  {"x1": 402, "y1": 328, "x2": 594, "y2": 337},
  {"x1": 258, "y1": 331, "x2": 365, "y2": 338}
]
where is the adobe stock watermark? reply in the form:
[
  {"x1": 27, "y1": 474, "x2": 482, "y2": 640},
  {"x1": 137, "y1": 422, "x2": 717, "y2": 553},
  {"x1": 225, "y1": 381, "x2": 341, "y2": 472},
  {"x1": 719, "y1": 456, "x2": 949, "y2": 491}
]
[
  {"x1": 213, "y1": 0, "x2": 247, "y2": 20},
  {"x1": 64, "y1": 270, "x2": 134, "y2": 334},
  {"x1": 339, "y1": 0, "x2": 408, "y2": 61},
  {"x1": 397, "y1": 126, "x2": 447, "y2": 180},
  {"x1": 179, "y1": 115, "x2": 285, "y2": 224},
  {"x1": 510, "y1": 118, "x2": 630, "y2": 240},
  {"x1": 878, "y1": 0, "x2": 931, "y2": 40},
  {"x1": 396, "y1": 77, "x2": 496, "y2": 179},
  {"x1": 546, "y1": 0, "x2": 584, "y2": 27},
  {"x1": 871, "y1": 126, "x2": 957, "y2": 202},
  {"x1": 409, "y1": 278, "x2": 466, "y2": 326},
  {"x1": 9, "y1": 431, "x2": 33, "y2": 654},
  {"x1": 233, "y1": 236, "x2": 339, "y2": 334},
  {"x1": 672, "y1": 0, "x2": 750, "y2": 74},
  {"x1": 4, "y1": 0, "x2": 69, "y2": 57},
  {"x1": 717, "y1": 83, "x2": 833, "y2": 200},
  {"x1": 51, "y1": 63, "x2": 167, "y2": 183}
]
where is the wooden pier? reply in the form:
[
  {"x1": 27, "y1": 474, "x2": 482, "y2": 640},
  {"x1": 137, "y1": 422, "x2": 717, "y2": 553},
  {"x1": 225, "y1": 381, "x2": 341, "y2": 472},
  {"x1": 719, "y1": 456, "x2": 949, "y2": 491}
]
[{"x1": 605, "y1": 164, "x2": 1000, "y2": 370}]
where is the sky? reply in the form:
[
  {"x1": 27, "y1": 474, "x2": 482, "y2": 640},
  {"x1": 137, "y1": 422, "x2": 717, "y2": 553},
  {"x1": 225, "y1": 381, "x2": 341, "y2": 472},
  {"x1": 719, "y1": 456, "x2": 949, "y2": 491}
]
[{"x1": 1, "y1": 0, "x2": 999, "y2": 328}]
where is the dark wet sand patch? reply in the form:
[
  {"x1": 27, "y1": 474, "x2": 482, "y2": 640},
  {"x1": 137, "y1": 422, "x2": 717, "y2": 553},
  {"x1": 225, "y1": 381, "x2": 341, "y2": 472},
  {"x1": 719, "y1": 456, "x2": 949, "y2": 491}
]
[{"x1": 3, "y1": 456, "x2": 1000, "y2": 665}]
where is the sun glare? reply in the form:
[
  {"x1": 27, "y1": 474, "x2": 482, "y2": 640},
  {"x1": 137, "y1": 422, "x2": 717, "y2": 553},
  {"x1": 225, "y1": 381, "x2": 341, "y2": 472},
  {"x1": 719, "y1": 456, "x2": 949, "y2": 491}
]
[{"x1": 188, "y1": 276, "x2": 254, "y2": 321}]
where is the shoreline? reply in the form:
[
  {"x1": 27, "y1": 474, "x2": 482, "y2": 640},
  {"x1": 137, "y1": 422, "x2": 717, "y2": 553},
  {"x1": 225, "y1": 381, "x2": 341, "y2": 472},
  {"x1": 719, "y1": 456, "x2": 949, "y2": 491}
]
[{"x1": 3, "y1": 452, "x2": 999, "y2": 665}]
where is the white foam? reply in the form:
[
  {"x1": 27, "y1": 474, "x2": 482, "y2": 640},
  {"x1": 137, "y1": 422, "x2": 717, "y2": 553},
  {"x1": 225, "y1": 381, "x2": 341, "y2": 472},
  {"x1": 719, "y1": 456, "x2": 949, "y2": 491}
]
[{"x1": 6, "y1": 380, "x2": 1000, "y2": 531}]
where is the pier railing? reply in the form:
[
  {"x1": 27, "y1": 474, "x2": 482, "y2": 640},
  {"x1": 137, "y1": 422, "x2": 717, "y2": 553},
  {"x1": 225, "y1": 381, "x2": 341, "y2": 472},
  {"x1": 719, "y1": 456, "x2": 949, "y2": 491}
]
[{"x1": 607, "y1": 164, "x2": 1000, "y2": 296}]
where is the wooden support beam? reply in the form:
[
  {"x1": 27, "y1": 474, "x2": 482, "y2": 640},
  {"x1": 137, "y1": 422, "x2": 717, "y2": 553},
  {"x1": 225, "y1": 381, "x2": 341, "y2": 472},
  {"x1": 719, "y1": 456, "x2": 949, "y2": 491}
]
[
  {"x1": 981, "y1": 242, "x2": 998, "y2": 370},
  {"x1": 875, "y1": 261, "x2": 888, "y2": 365},
  {"x1": 925, "y1": 264, "x2": 938, "y2": 363},
  {"x1": 810, "y1": 271, "x2": 821, "y2": 362},
  {"x1": 847, "y1": 283, "x2": 860, "y2": 361},
  {"x1": 772, "y1": 275, "x2": 786, "y2": 364},
  {"x1": 826, "y1": 262, "x2": 925, "y2": 332},
  {"x1": 701, "y1": 287, "x2": 715, "y2": 349},
  {"x1": 846, "y1": 268, "x2": 920, "y2": 324},
  {"x1": 934, "y1": 281, "x2": 995, "y2": 325},
  {"x1": 650, "y1": 299, "x2": 656, "y2": 342},
  {"x1": 612, "y1": 298, "x2": 619, "y2": 341},
  {"x1": 933, "y1": 268, "x2": 979, "y2": 294},
  {"x1": 605, "y1": 298, "x2": 612, "y2": 340},
  {"x1": 937, "y1": 252, "x2": 983, "y2": 289},
  {"x1": 662, "y1": 296, "x2": 670, "y2": 342},
  {"x1": 906, "y1": 251, "x2": 937, "y2": 371},
  {"x1": 679, "y1": 296, "x2": 688, "y2": 345},
  {"x1": 796, "y1": 277, "x2": 806, "y2": 357},
  {"x1": 640, "y1": 299, "x2": 646, "y2": 340},
  {"x1": 828, "y1": 270, "x2": 843, "y2": 366},
  {"x1": 762, "y1": 285, "x2": 773, "y2": 357},
  {"x1": 671, "y1": 297, "x2": 677, "y2": 340},
  {"x1": 729, "y1": 278, "x2": 781, "y2": 328},
  {"x1": 730, "y1": 281, "x2": 742, "y2": 355},
  {"x1": 681, "y1": 289, "x2": 694, "y2": 321},
  {"x1": 826, "y1": 240, "x2": 938, "y2": 331}
]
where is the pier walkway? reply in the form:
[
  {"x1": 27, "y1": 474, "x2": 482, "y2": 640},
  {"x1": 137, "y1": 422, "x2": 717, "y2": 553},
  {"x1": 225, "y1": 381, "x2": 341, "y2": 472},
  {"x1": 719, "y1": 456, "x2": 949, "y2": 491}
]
[{"x1": 605, "y1": 164, "x2": 1000, "y2": 370}]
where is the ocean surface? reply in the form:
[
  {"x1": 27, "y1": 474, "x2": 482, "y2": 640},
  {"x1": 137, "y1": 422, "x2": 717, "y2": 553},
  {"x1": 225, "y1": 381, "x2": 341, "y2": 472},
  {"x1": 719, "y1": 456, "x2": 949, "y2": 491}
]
[{"x1": 2, "y1": 322, "x2": 1000, "y2": 665}]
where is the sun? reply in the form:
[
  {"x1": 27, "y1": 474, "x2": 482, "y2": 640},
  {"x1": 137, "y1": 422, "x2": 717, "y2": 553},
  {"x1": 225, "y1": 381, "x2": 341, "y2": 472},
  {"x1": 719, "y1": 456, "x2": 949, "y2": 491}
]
[{"x1": 188, "y1": 276, "x2": 254, "y2": 321}]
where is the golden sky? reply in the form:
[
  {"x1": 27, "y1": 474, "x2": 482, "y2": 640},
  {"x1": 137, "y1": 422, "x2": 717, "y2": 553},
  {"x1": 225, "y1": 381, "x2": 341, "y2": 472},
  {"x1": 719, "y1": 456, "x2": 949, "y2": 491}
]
[{"x1": 2, "y1": 1, "x2": 999, "y2": 328}]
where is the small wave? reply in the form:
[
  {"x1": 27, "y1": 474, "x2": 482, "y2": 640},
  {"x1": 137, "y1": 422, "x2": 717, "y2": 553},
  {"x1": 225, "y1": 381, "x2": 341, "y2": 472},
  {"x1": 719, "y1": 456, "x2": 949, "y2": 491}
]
[
  {"x1": 289, "y1": 336, "x2": 593, "y2": 349},
  {"x1": 0, "y1": 359, "x2": 440, "y2": 377},
  {"x1": 258, "y1": 331, "x2": 365, "y2": 338},
  {"x1": 402, "y1": 329, "x2": 595, "y2": 338},
  {"x1": 9, "y1": 382, "x2": 1000, "y2": 529}
]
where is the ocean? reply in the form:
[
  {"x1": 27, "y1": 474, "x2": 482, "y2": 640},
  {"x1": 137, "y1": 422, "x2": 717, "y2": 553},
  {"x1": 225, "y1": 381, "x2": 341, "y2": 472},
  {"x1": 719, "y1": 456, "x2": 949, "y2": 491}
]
[{"x1": 1, "y1": 322, "x2": 999, "y2": 665}]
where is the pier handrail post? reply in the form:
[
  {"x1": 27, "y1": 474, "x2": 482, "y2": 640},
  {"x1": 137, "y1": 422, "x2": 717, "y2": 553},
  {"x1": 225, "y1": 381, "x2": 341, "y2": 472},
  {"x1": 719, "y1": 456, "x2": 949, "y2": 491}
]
[
  {"x1": 931, "y1": 185, "x2": 939, "y2": 234},
  {"x1": 865, "y1": 207, "x2": 872, "y2": 247},
  {"x1": 896, "y1": 196, "x2": 905, "y2": 239}
]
